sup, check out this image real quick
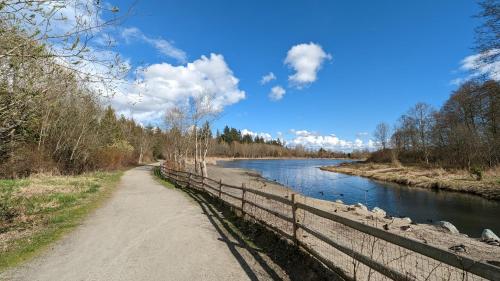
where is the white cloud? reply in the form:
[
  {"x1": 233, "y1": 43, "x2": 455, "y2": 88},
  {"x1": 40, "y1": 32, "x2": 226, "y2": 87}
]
[
  {"x1": 122, "y1": 27, "x2": 187, "y2": 63},
  {"x1": 293, "y1": 130, "x2": 315, "y2": 137},
  {"x1": 367, "y1": 140, "x2": 377, "y2": 149},
  {"x1": 454, "y1": 49, "x2": 500, "y2": 84},
  {"x1": 288, "y1": 129, "x2": 375, "y2": 152},
  {"x1": 356, "y1": 132, "x2": 369, "y2": 138},
  {"x1": 269, "y1": 86, "x2": 286, "y2": 101},
  {"x1": 260, "y1": 72, "x2": 276, "y2": 84},
  {"x1": 241, "y1": 129, "x2": 273, "y2": 141},
  {"x1": 111, "y1": 53, "x2": 245, "y2": 122},
  {"x1": 285, "y1": 42, "x2": 331, "y2": 88}
]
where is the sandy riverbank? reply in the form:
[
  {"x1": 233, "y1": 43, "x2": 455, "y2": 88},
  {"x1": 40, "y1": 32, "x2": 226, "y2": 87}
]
[
  {"x1": 320, "y1": 162, "x2": 500, "y2": 200},
  {"x1": 206, "y1": 163, "x2": 500, "y2": 264}
]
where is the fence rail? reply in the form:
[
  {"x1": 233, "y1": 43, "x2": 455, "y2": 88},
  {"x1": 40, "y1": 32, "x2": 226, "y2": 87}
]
[{"x1": 159, "y1": 166, "x2": 500, "y2": 281}]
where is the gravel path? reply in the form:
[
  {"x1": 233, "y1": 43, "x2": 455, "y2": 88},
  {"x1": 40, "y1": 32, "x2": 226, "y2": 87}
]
[{"x1": 1, "y1": 166, "x2": 254, "y2": 281}]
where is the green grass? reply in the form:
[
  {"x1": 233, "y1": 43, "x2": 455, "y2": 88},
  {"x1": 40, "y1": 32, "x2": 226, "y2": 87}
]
[
  {"x1": 152, "y1": 167, "x2": 175, "y2": 189},
  {"x1": 0, "y1": 171, "x2": 123, "y2": 272},
  {"x1": 153, "y1": 168, "x2": 196, "y2": 204}
]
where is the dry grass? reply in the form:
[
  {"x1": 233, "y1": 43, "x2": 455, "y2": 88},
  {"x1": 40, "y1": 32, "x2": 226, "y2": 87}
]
[
  {"x1": 321, "y1": 163, "x2": 500, "y2": 200},
  {"x1": 0, "y1": 171, "x2": 122, "y2": 271}
]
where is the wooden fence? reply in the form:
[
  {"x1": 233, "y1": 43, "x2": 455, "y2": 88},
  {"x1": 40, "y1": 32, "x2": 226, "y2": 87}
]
[{"x1": 159, "y1": 166, "x2": 500, "y2": 281}]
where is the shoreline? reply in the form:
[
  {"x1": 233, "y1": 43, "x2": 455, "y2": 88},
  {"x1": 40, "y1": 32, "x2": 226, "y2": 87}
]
[
  {"x1": 320, "y1": 162, "x2": 500, "y2": 201},
  {"x1": 206, "y1": 163, "x2": 500, "y2": 263},
  {"x1": 204, "y1": 156, "x2": 358, "y2": 165}
]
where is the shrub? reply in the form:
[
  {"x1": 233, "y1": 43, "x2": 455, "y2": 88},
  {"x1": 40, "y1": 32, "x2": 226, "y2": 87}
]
[
  {"x1": 470, "y1": 166, "x2": 483, "y2": 181},
  {"x1": 0, "y1": 186, "x2": 19, "y2": 224}
]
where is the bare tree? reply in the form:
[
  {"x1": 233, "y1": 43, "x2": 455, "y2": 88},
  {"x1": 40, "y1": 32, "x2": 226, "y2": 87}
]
[
  {"x1": 187, "y1": 92, "x2": 220, "y2": 176},
  {"x1": 374, "y1": 122, "x2": 390, "y2": 150},
  {"x1": 474, "y1": 0, "x2": 500, "y2": 66},
  {"x1": 408, "y1": 103, "x2": 435, "y2": 164},
  {"x1": 165, "y1": 107, "x2": 190, "y2": 169}
]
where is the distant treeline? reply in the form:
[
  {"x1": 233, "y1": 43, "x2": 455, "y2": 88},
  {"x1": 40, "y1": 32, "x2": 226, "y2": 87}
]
[
  {"x1": 371, "y1": 80, "x2": 499, "y2": 169},
  {"x1": 216, "y1": 126, "x2": 284, "y2": 146},
  {"x1": 205, "y1": 126, "x2": 367, "y2": 159}
]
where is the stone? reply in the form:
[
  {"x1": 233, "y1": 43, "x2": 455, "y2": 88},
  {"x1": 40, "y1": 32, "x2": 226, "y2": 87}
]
[
  {"x1": 481, "y1": 229, "x2": 499, "y2": 242},
  {"x1": 449, "y1": 244, "x2": 467, "y2": 253},
  {"x1": 486, "y1": 240, "x2": 500, "y2": 246},
  {"x1": 400, "y1": 225, "x2": 411, "y2": 231},
  {"x1": 372, "y1": 207, "x2": 386, "y2": 217},
  {"x1": 436, "y1": 221, "x2": 459, "y2": 234},
  {"x1": 401, "y1": 217, "x2": 412, "y2": 224},
  {"x1": 335, "y1": 199, "x2": 344, "y2": 204},
  {"x1": 354, "y1": 203, "x2": 368, "y2": 211}
]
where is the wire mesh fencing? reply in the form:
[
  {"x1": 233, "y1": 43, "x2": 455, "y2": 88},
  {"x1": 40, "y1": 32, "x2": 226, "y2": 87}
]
[{"x1": 159, "y1": 166, "x2": 500, "y2": 281}]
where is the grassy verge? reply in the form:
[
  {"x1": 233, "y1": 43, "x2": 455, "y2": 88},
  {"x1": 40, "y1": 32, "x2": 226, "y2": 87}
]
[
  {"x1": 321, "y1": 162, "x2": 500, "y2": 200},
  {"x1": 152, "y1": 167, "x2": 175, "y2": 189},
  {"x1": 0, "y1": 171, "x2": 123, "y2": 271}
]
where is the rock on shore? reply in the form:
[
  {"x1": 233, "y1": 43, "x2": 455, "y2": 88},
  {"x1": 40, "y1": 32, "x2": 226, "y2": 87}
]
[{"x1": 436, "y1": 221, "x2": 459, "y2": 234}]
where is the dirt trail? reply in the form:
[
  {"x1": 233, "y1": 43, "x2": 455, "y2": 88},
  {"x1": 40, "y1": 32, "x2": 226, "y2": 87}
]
[{"x1": 0, "y1": 166, "x2": 257, "y2": 281}]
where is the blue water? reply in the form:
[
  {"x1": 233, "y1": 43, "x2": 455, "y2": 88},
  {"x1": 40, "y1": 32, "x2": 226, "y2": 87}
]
[{"x1": 219, "y1": 159, "x2": 500, "y2": 237}]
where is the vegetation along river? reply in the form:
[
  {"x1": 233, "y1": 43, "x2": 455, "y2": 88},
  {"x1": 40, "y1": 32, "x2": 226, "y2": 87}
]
[{"x1": 219, "y1": 159, "x2": 500, "y2": 237}]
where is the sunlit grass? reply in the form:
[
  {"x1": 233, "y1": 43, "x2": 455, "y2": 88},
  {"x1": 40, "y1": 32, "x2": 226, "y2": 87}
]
[{"x1": 0, "y1": 171, "x2": 123, "y2": 272}]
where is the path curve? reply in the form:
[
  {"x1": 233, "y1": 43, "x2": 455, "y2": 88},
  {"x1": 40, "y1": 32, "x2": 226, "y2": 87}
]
[{"x1": 1, "y1": 166, "x2": 252, "y2": 281}]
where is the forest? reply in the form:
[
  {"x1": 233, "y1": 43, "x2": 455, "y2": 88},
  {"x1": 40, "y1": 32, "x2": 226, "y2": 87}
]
[
  {"x1": 0, "y1": 1, "x2": 168, "y2": 177},
  {"x1": 0, "y1": 0, "x2": 498, "y2": 179},
  {"x1": 371, "y1": 79, "x2": 499, "y2": 170},
  {"x1": 210, "y1": 126, "x2": 364, "y2": 159}
]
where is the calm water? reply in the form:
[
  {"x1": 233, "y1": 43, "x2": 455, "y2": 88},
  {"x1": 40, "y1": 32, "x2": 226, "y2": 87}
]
[{"x1": 219, "y1": 159, "x2": 500, "y2": 237}]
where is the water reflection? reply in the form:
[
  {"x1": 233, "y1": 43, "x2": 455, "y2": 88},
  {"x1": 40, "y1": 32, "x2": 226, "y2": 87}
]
[{"x1": 220, "y1": 159, "x2": 500, "y2": 237}]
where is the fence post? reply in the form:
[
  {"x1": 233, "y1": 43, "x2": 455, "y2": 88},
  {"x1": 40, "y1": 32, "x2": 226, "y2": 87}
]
[
  {"x1": 241, "y1": 183, "x2": 246, "y2": 217},
  {"x1": 218, "y1": 179, "x2": 222, "y2": 199},
  {"x1": 292, "y1": 193, "x2": 298, "y2": 246},
  {"x1": 187, "y1": 173, "x2": 192, "y2": 189},
  {"x1": 201, "y1": 177, "x2": 205, "y2": 191}
]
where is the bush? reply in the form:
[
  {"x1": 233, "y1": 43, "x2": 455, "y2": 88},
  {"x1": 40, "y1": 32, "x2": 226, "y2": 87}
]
[
  {"x1": 470, "y1": 166, "x2": 483, "y2": 181},
  {"x1": 96, "y1": 140, "x2": 135, "y2": 170},
  {"x1": 367, "y1": 149, "x2": 393, "y2": 163},
  {"x1": 0, "y1": 186, "x2": 19, "y2": 224}
]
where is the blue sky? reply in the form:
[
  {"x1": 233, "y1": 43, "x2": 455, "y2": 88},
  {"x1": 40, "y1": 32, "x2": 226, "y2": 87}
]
[{"x1": 110, "y1": 0, "x2": 485, "y2": 150}]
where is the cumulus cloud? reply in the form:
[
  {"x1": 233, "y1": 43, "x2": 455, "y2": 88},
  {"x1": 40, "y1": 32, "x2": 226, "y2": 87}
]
[
  {"x1": 453, "y1": 49, "x2": 500, "y2": 84},
  {"x1": 111, "y1": 53, "x2": 245, "y2": 122},
  {"x1": 122, "y1": 27, "x2": 187, "y2": 63},
  {"x1": 285, "y1": 42, "x2": 331, "y2": 88},
  {"x1": 288, "y1": 129, "x2": 375, "y2": 152},
  {"x1": 292, "y1": 129, "x2": 314, "y2": 137},
  {"x1": 260, "y1": 72, "x2": 276, "y2": 84},
  {"x1": 241, "y1": 129, "x2": 273, "y2": 141},
  {"x1": 269, "y1": 86, "x2": 286, "y2": 101}
]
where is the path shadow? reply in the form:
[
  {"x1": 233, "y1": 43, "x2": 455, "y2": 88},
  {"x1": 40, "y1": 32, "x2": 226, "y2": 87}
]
[{"x1": 179, "y1": 185, "x2": 344, "y2": 281}]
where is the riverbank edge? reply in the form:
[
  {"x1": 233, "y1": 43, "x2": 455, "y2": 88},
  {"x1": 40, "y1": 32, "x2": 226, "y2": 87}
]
[
  {"x1": 207, "y1": 163, "x2": 500, "y2": 262},
  {"x1": 319, "y1": 163, "x2": 500, "y2": 201}
]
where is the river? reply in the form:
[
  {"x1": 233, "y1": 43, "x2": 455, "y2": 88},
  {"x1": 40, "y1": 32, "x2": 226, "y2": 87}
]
[{"x1": 219, "y1": 158, "x2": 500, "y2": 237}]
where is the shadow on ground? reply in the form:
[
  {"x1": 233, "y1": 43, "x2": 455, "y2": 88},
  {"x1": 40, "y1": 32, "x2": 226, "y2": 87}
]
[{"x1": 170, "y1": 181, "x2": 345, "y2": 281}]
